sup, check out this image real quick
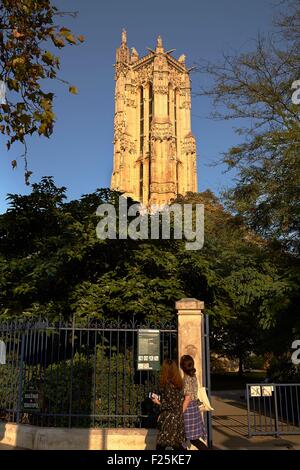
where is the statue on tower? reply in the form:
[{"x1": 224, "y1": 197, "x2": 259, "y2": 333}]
[
  {"x1": 122, "y1": 29, "x2": 127, "y2": 45},
  {"x1": 156, "y1": 35, "x2": 164, "y2": 53}
]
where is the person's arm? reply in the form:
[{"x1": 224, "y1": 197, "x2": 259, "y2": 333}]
[{"x1": 183, "y1": 394, "x2": 191, "y2": 413}]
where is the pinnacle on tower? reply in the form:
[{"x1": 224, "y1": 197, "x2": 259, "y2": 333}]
[
  {"x1": 116, "y1": 29, "x2": 130, "y2": 67},
  {"x1": 122, "y1": 29, "x2": 127, "y2": 45},
  {"x1": 156, "y1": 35, "x2": 164, "y2": 53}
]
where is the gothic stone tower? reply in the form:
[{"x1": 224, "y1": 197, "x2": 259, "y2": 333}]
[{"x1": 111, "y1": 31, "x2": 198, "y2": 207}]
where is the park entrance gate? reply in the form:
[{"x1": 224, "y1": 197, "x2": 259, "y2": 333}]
[{"x1": 0, "y1": 315, "x2": 211, "y2": 444}]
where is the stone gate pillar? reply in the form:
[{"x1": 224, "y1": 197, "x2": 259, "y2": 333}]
[{"x1": 176, "y1": 298, "x2": 204, "y2": 386}]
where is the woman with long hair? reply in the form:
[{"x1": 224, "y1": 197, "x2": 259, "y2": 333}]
[
  {"x1": 180, "y1": 354, "x2": 208, "y2": 450},
  {"x1": 151, "y1": 358, "x2": 185, "y2": 451}
]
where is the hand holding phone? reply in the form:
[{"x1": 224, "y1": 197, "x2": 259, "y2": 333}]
[{"x1": 149, "y1": 392, "x2": 161, "y2": 402}]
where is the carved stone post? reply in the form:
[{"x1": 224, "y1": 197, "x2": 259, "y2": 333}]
[{"x1": 176, "y1": 298, "x2": 204, "y2": 386}]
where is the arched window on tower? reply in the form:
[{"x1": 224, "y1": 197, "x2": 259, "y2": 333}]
[
  {"x1": 174, "y1": 88, "x2": 179, "y2": 195},
  {"x1": 139, "y1": 162, "x2": 143, "y2": 200},
  {"x1": 168, "y1": 83, "x2": 172, "y2": 117},
  {"x1": 149, "y1": 83, "x2": 153, "y2": 138},
  {"x1": 148, "y1": 83, "x2": 154, "y2": 188},
  {"x1": 174, "y1": 88, "x2": 178, "y2": 140},
  {"x1": 140, "y1": 87, "x2": 144, "y2": 153}
]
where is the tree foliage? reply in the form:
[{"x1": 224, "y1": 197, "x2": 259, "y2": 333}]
[
  {"x1": 0, "y1": 179, "x2": 298, "y2": 370},
  {"x1": 198, "y1": 0, "x2": 300, "y2": 254},
  {"x1": 0, "y1": 0, "x2": 84, "y2": 181}
]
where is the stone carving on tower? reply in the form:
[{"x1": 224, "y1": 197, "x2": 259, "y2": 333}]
[{"x1": 111, "y1": 31, "x2": 198, "y2": 207}]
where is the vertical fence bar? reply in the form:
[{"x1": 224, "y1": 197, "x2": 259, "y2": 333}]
[
  {"x1": 33, "y1": 323, "x2": 38, "y2": 426},
  {"x1": 278, "y1": 385, "x2": 283, "y2": 434},
  {"x1": 264, "y1": 394, "x2": 268, "y2": 433},
  {"x1": 86, "y1": 324, "x2": 91, "y2": 428},
  {"x1": 68, "y1": 317, "x2": 75, "y2": 428},
  {"x1": 9, "y1": 322, "x2": 19, "y2": 422},
  {"x1": 290, "y1": 386, "x2": 295, "y2": 429},
  {"x1": 39, "y1": 325, "x2": 45, "y2": 428},
  {"x1": 55, "y1": 324, "x2": 61, "y2": 428},
  {"x1": 295, "y1": 385, "x2": 300, "y2": 430},
  {"x1": 23, "y1": 327, "x2": 30, "y2": 423},
  {"x1": 204, "y1": 314, "x2": 213, "y2": 449},
  {"x1": 7, "y1": 322, "x2": 14, "y2": 420},
  {"x1": 116, "y1": 324, "x2": 120, "y2": 428},
  {"x1": 16, "y1": 333, "x2": 25, "y2": 424},
  {"x1": 100, "y1": 326, "x2": 105, "y2": 428},
  {"x1": 253, "y1": 391, "x2": 257, "y2": 435},
  {"x1": 273, "y1": 384, "x2": 279, "y2": 437},
  {"x1": 43, "y1": 321, "x2": 49, "y2": 426},
  {"x1": 246, "y1": 385, "x2": 251, "y2": 437},
  {"x1": 139, "y1": 333, "x2": 142, "y2": 429},
  {"x1": 49, "y1": 326, "x2": 55, "y2": 426},
  {"x1": 35, "y1": 325, "x2": 40, "y2": 426},
  {"x1": 132, "y1": 329, "x2": 135, "y2": 428},
  {"x1": 284, "y1": 386, "x2": 289, "y2": 432},
  {"x1": 108, "y1": 329, "x2": 112, "y2": 428},
  {"x1": 92, "y1": 330, "x2": 97, "y2": 429},
  {"x1": 77, "y1": 328, "x2": 82, "y2": 428},
  {"x1": 123, "y1": 330, "x2": 127, "y2": 428},
  {"x1": 2, "y1": 323, "x2": 9, "y2": 418}
]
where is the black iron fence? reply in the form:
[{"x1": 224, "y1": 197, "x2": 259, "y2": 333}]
[
  {"x1": 0, "y1": 318, "x2": 177, "y2": 428},
  {"x1": 246, "y1": 383, "x2": 300, "y2": 436}
]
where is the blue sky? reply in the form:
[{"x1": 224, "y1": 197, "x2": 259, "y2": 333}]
[{"x1": 0, "y1": 0, "x2": 277, "y2": 213}]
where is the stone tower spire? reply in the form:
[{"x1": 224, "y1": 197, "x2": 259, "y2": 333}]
[
  {"x1": 115, "y1": 29, "x2": 130, "y2": 70},
  {"x1": 111, "y1": 34, "x2": 198, "y2": 207}
]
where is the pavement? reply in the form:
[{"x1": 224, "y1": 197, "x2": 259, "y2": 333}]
[
  {"x1": 0, "y1": 443, "x2": 21, "y2": 450},
  {"x1": 211, "y1": 390, "x2": 300, "y2": 450}
]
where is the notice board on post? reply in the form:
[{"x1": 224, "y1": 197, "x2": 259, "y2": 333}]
[{"x1": 137, "y1": 329, "x2": 160, "y2": 371}]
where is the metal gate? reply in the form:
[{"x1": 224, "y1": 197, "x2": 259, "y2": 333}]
[
  {"x1": 0, "y1": 315, "x2": 212, "y2": 446},
  {"x1": 0, "y1": 318, "x2": 177, "y2": 428},
  {"x1": 246, "y1": 383, "x2": 300, "y2": 437}
]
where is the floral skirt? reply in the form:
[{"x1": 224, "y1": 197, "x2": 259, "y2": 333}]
[{"x1": 156, "y1": 410, "x2": 185, "y2": 447}]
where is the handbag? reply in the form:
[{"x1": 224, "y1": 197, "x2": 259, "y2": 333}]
[{"x1": 196, "y1": 378, "x2": 214, "y2": 412}]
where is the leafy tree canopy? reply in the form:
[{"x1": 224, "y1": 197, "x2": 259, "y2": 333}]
[
  {"x1": 198, "y1": 0, "x2": 300, "y2": 254},
  {"x1": 0, "y1": 178, "x2": 298, "y2": 368},
  {"x1": 0, "y1": 0, "x2": 84, "y2": 182}
]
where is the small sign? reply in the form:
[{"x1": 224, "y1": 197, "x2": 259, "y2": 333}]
[
  {"x1": 137, "y1": 329, "x2": 160, "y2": 371},
  {"x1": 250, "y1": 386, "x2": 261, "y2": 397},
  {"x1": 262, "y1": 385, "x2": 274, "y2": 397},
  {"x1": 23, "y1": 385, "x2": 39, "y2": 411}
]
